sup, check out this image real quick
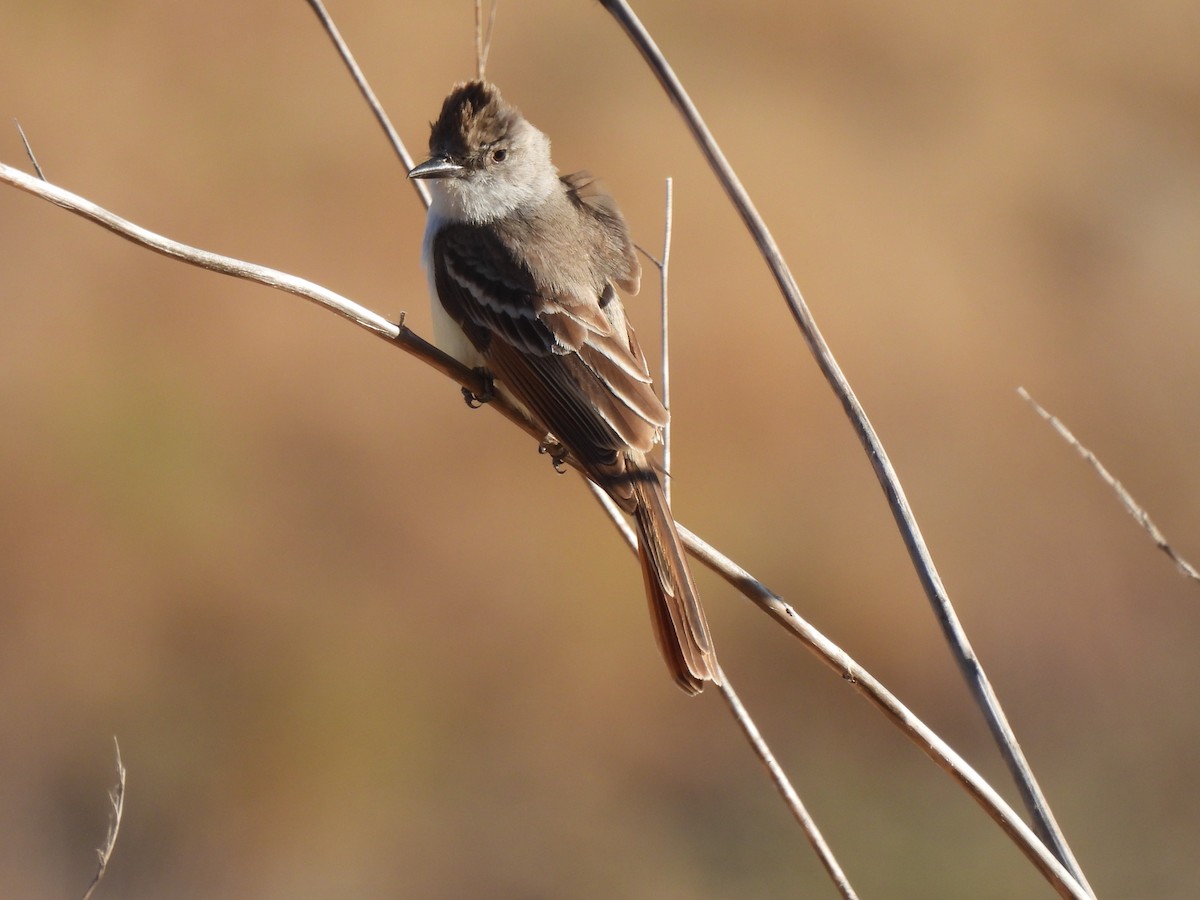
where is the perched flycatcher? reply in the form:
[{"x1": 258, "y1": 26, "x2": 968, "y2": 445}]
[{"x1": 410, "y1": 80, "x2": 718, "y2": 694}]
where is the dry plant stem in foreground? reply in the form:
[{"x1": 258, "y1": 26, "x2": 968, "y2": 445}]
[
  {"x1": 80, "y1": 738, "x2": 126, "y2": 900},
  {"x1": 473, "y1": 0, "x2": 498, "y2": 81},
  {"x1": 1020, "y1": 387, "x2": 1200, "y2": 582},
  {"x1": 0, "y1": 164, "x2": 485, "y2": 396},
  {"x1": 1, "y1": 161, "x2": 1089, "y2": 897},
  {"x1": 303, "y1": 0, "x2": 429, "y2": 210},
  {"x1": 598, "y1": 0, "x2": 1093, "y2": 894},
  {"x1": 718, "y1": 670, "x2": 855, "y2": 898},
  {"x1": 647, "y1": 178, "x2": 675, "y2": 504}
]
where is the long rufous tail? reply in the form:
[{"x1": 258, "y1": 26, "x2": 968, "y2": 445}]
[{"x1": 631, "y1": 471, "x2": 719, "y2": 694}]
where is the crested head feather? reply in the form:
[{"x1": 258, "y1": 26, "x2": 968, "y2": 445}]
[{"x1": 429, "y1": 80, "x2": 522, "y2": 167}]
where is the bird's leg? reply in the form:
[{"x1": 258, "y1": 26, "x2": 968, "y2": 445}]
[{"x1": 461, "y1": 368, "x2": 495, "y2": 408}]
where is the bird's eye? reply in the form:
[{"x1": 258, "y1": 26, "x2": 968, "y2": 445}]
[{"x1": 492, "y1": 148, "x2": 508, "y2": 163}]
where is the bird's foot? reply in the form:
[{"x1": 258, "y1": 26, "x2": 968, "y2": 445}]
[
  {"x1": 461, "y1": 369, "x2": 495, "y2": 409},
  {"x1": 538, "y1": 437, "x2": 569, "y2": 473}
]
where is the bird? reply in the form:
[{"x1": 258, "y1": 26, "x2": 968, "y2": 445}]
[{"x1": 410, "y1": 80, "x2": 718, "y2": 694}]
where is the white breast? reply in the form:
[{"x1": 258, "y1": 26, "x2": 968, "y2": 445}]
[{"x1": 421, "y1": 206, "x2": 485, "y2": 370}]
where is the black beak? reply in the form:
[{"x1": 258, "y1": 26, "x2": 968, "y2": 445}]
[{"x1": 408, "y1": 155, "x2": 464, "y2": 180}]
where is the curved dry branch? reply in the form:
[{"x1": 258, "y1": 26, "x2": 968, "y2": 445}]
[{"x1": 0, "y1": 162, "x2": 487, "y2": 406}]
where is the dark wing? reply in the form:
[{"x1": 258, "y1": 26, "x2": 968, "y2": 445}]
[{"x1": 432, "y1": 220, "x2": 666, "y2": 491}]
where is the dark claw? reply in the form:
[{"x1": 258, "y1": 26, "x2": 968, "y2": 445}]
[
  {"x1": 461, "y1": 368, "x2": 495, "y2": 409},
  {"x1": 538, "y1": 438, "x2": 569, "y2": 473}
]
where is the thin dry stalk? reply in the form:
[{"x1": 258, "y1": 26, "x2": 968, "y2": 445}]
[
  {"x1": 474, "y1": 0, "x2": 499, "y2": 80},
  {"x1": 658, "y1": 178, "x2": 674, "y2": 503},
  {"x1": 302, "y1": 0, "x2": 429, "y2": 209},
  {"x1": 1019, "y1": 387, "x2": 1199, "y2": 582},
  {"x1": 634, "y1": 178, "x2": 674, "y2": 500},
  {"x1": 717, "y1": 673, "x2": 859, "y2": 899},
  {"x1": 597, "y1": 1, "x2": 1092, "y2": 894},
  {"x1": 14, "y1": 119, "x2": 45, "y2": 179},
  {"x1": 80, "y1": 738, "x2": 126, "y2": 900}
]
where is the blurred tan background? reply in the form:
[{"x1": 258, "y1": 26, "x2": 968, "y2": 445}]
[{"x1": 2, "y1": 1, "x2": 1198, "y2": 897}]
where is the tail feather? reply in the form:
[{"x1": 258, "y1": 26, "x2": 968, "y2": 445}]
[{"x1": 631, "y1": 471, "x2": 719, "y2": 694}]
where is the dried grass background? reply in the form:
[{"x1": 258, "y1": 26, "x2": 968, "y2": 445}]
[{"x1": 2, "y1": 1, "x2": 1199, "y2": 896}]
